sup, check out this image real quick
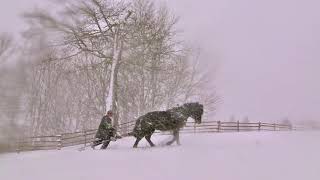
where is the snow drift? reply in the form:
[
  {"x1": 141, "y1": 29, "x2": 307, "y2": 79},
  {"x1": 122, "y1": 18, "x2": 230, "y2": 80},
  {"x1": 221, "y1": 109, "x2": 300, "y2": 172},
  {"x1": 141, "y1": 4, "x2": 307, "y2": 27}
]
[{"x1": 1, "y1": 131, "x2": 319, "y2": 180}]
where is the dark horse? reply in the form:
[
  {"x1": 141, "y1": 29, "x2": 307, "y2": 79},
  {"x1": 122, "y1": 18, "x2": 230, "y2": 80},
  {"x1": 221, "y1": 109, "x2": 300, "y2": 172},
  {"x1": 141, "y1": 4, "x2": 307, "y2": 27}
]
[{"x1": 130, "y1": 102, "x2": 204, "y2": 148}]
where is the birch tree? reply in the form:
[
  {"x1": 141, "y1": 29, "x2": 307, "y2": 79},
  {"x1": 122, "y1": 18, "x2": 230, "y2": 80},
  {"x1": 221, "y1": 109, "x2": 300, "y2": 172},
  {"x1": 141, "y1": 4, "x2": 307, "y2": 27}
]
[{"x1": 24, "y1": 0, "x2": 133, "y2": 127}]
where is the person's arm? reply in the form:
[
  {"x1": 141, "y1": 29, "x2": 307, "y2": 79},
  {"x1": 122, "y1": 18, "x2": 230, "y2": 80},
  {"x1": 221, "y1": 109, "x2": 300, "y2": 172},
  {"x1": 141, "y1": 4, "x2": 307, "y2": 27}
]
[
  {"x1": 105, "y1": 122, "x2": 112, "y2": 129},
  {"x1": 100, "y1": 116, "x2": 109, "y2": 129},
  {"x1": 104, "y1": 117, "x2": 113, "y2": 129}
]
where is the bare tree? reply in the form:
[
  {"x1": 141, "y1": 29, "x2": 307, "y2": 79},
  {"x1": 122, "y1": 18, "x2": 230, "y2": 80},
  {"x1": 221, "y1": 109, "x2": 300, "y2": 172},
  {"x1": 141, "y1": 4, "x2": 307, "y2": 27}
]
[
  {"x1": 24, "y1": 0, "x2": 135, "y2": 127},
  {"x1": 0, "y1": 59, "x2": 29, "y2": 150},
  {"x1": 21, "y1": 0, "x2": 220, "y2": 135},
  {"x1": 0, "y1": 33, "x2": 13, "y2": 65}
]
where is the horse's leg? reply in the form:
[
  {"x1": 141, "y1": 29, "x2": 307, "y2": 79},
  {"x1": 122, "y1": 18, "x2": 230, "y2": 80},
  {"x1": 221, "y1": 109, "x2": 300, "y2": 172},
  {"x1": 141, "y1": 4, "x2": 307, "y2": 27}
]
[
  {"x1": 166, "y1": 130, "x2": 178, "y2": 146},
  {"x1": 145, "y1": 130, "x2": 155, "y2": 147},
  {"x1": 145, "y1": 135, "x2": 155, "y2": 147},
  {"x1": 133, "y1": 137, "x2": 142, "y2": 148}
]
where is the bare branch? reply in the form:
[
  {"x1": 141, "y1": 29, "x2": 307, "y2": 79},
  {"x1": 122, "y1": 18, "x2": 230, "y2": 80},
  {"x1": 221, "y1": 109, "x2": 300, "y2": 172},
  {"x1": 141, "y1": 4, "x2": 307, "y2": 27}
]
[{"x1": 0, "y1": 33, "x2": 13, "y2": 64}]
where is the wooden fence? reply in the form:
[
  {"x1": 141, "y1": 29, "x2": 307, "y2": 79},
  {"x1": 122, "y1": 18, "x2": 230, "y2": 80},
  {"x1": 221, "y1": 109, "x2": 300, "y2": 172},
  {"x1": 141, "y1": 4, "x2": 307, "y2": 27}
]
[{"x1": 14, "y1": 120, "x2": 304, "y2": 153}]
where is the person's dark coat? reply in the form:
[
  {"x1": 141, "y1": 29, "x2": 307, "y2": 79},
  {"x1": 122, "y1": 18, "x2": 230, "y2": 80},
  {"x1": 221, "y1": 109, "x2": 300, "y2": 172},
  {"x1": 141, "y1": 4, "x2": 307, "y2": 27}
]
[{"x1": 95, "y1": 115, "x2": 115, "y2": 140}]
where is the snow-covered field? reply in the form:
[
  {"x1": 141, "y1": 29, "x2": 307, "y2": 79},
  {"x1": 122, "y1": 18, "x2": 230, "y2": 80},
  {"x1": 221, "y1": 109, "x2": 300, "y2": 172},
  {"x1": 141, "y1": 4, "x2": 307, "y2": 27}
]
[{"x1": 1, "y1": 131, "x2": 320, "y2": 180}]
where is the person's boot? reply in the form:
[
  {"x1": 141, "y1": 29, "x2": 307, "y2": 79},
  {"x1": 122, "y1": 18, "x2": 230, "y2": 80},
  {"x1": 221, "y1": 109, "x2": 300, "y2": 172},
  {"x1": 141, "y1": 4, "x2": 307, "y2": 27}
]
[
  {"x1": 91, "y1": 138, "x2": 102, "y2": 149},
  {"x1": 101, "y1": 140, "x2": 110, "y2": 149}
]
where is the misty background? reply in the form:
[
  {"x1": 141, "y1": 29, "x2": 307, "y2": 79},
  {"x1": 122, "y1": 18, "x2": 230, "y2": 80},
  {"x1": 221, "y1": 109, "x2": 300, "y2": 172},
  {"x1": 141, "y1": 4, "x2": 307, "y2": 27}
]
[{"x1": 1, "y1": 0, "x2": 319, "y2": 125}]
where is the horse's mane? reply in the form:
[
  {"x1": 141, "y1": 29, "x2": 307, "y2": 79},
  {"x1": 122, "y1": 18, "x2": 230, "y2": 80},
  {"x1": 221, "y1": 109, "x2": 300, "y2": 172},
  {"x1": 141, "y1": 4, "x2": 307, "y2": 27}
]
[{"x1": 167, "y1": 102, "x2": 203, "y2": 116}]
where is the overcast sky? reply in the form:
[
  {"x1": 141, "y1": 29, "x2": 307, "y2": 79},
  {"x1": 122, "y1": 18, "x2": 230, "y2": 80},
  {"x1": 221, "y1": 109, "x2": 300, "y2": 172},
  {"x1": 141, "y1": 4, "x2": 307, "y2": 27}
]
[{"x1": 1, "y1": 0, "x2": 319, "y2": 123}]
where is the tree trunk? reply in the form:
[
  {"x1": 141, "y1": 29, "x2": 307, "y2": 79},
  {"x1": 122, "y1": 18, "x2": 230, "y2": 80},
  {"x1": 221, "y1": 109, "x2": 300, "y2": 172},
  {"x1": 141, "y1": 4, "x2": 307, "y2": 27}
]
[{"x1": 105, "y1": 31, "x2": 123, "y2": 128}]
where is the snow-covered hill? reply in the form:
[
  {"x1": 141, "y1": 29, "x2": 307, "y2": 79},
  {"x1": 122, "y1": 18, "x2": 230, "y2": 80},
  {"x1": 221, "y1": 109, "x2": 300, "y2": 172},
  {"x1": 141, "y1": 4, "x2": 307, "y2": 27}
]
[{"x1": 1, "y1": 131, "x2": 320, "y2": 180}]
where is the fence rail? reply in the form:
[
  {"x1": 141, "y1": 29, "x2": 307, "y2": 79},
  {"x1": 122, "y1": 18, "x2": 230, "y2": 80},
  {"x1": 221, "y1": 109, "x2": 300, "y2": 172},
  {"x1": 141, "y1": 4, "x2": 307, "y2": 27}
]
[{"x1": 14, "y1": 120, "x2": 306, "y2": 153}]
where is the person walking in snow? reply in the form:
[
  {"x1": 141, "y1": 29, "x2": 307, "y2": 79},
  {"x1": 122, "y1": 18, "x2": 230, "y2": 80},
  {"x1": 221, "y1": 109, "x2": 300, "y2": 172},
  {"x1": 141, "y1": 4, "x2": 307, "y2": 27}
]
[{"x1": 91, "y1": 110, "x2": 121, "y2": 149}]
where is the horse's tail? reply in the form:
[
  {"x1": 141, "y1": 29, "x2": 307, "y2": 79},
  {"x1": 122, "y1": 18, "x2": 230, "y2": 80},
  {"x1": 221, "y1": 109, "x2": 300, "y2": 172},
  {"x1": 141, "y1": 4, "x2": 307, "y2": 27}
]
[
  {"x1": 121, "y1": 117, "x2": 144, "y2": 138},
  {"x1": 126, "y1": 118, "x2": 141, "y2": 137}
]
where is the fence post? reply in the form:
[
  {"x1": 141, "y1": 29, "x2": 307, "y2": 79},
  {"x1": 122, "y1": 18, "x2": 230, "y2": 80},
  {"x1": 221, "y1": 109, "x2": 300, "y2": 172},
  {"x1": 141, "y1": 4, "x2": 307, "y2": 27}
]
[
  {"x1": 84, "y1": 130, "x2": 87, "y2": 147},
  {"x1": 273, "y1": 123, "x2": 276, "y2": 131},
  {"x1": 237, "y1": 121, "x2": 240, "y2": 132},
  {"x1": 56, "y1": 135, "x2": 62, "y2": 150},
  {"x1": 258, "y1": 122, "x2": 261, "y2": 131},
  {"x1": 217, "y1": 121, "x2": 221, "y2": 132},
  {"x1": 16, "y1": 137, "x2": 20, "y2": 153}
]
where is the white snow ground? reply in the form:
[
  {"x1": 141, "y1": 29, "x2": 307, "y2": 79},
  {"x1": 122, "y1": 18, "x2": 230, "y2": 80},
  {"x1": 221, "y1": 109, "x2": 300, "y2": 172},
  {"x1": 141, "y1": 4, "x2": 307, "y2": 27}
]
[{"x1": 1, "y1": 131, "x2": 320, "y2": 180}]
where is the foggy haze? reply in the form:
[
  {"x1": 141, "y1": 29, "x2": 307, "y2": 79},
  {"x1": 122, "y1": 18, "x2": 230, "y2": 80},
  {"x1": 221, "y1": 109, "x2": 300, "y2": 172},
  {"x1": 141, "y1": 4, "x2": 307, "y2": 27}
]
[{"x1": 1, "y1": 0, "x2": 319, "y2": 123}]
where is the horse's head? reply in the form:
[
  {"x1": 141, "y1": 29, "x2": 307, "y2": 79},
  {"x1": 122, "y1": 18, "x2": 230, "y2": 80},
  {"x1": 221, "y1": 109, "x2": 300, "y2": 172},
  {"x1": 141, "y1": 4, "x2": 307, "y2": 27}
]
[{"x1": 183, "y1": 102, "x2": 204, "y2": 124}]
